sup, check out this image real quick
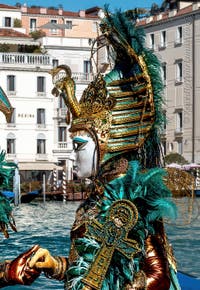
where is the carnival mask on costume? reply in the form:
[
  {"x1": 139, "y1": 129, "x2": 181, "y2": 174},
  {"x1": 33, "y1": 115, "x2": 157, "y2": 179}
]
[{"x1": 72, "y1": 132, "x2": 97, "y2": 178}]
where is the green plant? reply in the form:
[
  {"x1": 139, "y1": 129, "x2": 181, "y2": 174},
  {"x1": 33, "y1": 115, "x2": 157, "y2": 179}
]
[
  {"x1": 13, "y1": 18, "x2": 22, "y2": 27},
  {"x1": 164, "y1": 153, "x2": 188, "y2": 165},
  {"x1": 0, "y1": 43, "x2": 10, "y2": 52},
  {"x1": 29, "y1": 30, "x2": 46, "y2": 40}
]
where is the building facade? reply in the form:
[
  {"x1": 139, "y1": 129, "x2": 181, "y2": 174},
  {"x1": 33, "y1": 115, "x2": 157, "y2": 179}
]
[
  {"x1": 141, "y1": 1, "x2": 200, "y2": 163},
  {"x1": 0, "y1": 4, "x2": 100, "y2": 184}
]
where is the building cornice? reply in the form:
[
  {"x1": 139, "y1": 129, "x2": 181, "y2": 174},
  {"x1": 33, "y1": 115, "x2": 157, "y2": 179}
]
[
  {"x1": 0, "y1": 67, "x2": 51, "y2": 72},
  {"x1": 139, "y1": 7, "x2": 200, "y2": 28}
]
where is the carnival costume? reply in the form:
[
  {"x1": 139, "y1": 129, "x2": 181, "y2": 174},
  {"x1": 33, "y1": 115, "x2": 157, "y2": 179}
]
[
  {"x1": 0, "y1": 87, "x2": 41, "y2": 287},
  {"x1": 37, "y1": 9, "x2": 181, "y2": 290}
]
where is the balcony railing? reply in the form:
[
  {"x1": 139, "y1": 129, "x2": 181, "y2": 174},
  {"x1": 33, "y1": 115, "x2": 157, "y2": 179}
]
[
  {"x1": 57, "y1": 142, "x2": 68, "y2": 149},
  {"x1": 72, "y1": 72, "x2": 94, "y2": 82},
  {"x1": 6, "y1": 153, "x2": 16, "y2": 160},
  {"x1": 57, "y1": 108, "x2": 67, "y2": 118},
  {"x1": 0, "y1": 52, "x2": 51, "y2": 66}
]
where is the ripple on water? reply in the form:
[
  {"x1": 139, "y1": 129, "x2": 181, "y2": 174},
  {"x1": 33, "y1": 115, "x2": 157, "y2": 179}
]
[{"x1": 1, "y1": 200, "x2": 200, "y2": 289}]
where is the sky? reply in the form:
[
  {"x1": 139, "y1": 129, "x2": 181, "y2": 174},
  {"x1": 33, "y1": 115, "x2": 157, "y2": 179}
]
[{"x1": 1, "y1": 0, "x2": 163, "y2": 12}]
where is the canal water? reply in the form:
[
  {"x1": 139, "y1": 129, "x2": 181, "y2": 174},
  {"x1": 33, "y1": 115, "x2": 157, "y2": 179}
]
[{"x1": 0, "y1": 200, "x2": 199, "y2": 289}]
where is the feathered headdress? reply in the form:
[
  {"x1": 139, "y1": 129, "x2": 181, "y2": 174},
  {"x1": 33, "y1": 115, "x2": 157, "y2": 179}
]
[
  {"x1": 50, "y1": 9, "x2": 165, "y2": 169},
  {"x1": 0, "y1": 152, "x2": 17, "y2": 238}
]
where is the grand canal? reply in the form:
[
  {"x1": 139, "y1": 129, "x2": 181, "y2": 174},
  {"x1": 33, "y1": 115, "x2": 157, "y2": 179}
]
[{"x1": 0, "y1": 200, "x2": 199, "y2": 289}]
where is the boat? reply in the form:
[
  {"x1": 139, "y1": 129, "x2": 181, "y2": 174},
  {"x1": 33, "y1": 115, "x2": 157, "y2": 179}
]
[
  {"x1": 1, "y1": 190, "x2": 15, "y2": 199},
  {"x1": 194, "y1": 189, "x2": 200, "y2": 197},
  {"x1": 178, "y1": 271, "x2": 200, "y2": 289},
  {"x1": 20, "y1": 189, "x2": 41, "y2": 203},
  {"x1": 1, "y1": 189, "x2": 41, "y2": 203}
]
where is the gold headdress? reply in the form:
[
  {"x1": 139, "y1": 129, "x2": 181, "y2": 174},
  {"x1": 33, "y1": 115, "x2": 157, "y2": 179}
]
[{"x1": 50, "y1": 11, "x2": 163, "y2": 167}]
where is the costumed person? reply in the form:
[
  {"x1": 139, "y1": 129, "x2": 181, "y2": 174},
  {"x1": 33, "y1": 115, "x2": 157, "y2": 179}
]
[
  {"x1": 29, "y1": 9, "x2": 181, "y2": 290},
  {"x1": 0, "y1": 86, "x2": 41, "y2": 287}
]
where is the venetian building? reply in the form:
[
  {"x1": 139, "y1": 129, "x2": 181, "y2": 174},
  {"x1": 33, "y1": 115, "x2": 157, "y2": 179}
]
[
  {"x1": 139, "y1": 0, "x2": 200, "y2": 163},
  {"x1": 0, "y1": 3, "x2": 100, "y2": 185}
]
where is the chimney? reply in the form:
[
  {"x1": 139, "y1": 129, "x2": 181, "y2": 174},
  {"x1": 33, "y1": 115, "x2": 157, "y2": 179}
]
[
  {"x1": 79, "y1": 10, "x2": 85, "y2": 17},
  {"x1": 21, "y1": 4, "x2": 27, "y2": 13},
  {"x1": 58, "y1": 8, "x2": 63, "y2": 15},
  {"x1": 146, "y1": 16, "x2": 153, "y2": 24},
  {"x1": 157, "y1": 14, "x2": 163, "y2": 21},
  {"x1": 168, "y1": 9, "x2": 177, "y2": 17},
  {"x1": 40, "y1": 7, "x2": 47, "y2": 14}
]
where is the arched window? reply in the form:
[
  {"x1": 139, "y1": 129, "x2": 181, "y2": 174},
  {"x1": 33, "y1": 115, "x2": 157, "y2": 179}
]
[
  {"x1": 7, "y1": 132, "x2": 16, "y2": 154},
  {"x1": 37, "y1": 133, "x2": 46, "y2": 154}
]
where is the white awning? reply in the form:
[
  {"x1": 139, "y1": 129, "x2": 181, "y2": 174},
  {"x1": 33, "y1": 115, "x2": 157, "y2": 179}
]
[{"x1": 18, "y1": 162, "x2": 63, "y2": 171}]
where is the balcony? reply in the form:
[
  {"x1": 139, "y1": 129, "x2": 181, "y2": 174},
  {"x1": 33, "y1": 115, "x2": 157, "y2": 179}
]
[
  {"x1": 0, "y1": 52, "x2": 51, "y2": 67},
  {"x1": 158, "y1": 43, "x2": 167, "y2": 50},
  {"x1": 175, "y1": 76, "x2": 183, "y2": 85},
  {"x1": 6, "y1": 153, "x2": 17, "y2": 161},
  {"x1": 53, "y1": 142, "x2": 72, "y2": 154},
  {"x1": 72, "y1": 72, "x2": 94, "y2": 83},
  {"x1": 36, "y1": 123, "x2": 46, "y2": 129},
  {"x1": 174, "y1": 38, "x2": 183, "y2": 47},
  {"x1": 57, "y1": 142, "x2": 68, "y2": 149},
  {"x1": 175, "y1": 128, "x2": 183, "y2": 138},
  {"x1": 57, "y1": 108, "x2": 67, "y2": 119}
]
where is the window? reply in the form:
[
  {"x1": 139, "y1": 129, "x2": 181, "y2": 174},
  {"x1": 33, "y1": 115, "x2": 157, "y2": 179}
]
[
  {"x1": 65, "y1": 20, "x2": 72, "y2": 29},
  {"x1": 30, "y1": 18, "x2": 37, "y2": 31},
  {"x1": 92, "y1": 21, "x2": 97, "y2": 33},
  {"x1": 162, "y1": 141, "x2": 167, "y2": 155},
  {"x1": 51, "y1": 19, "x2": 57, "y2": 34},
  {"x1": 8, "y1": 108, "x2": 16, "y2": 124},
  {"x1": 84, "y1": 60, "x2": 92, "y2": 80},
  {"x1": 149, "y1": 33, "x2": 155, "y2": 50},
  {"x1": 52, "y1": 59, "x2": 59, "y2": 67},
  {"x1": 84, "y1": 60, "x2": 91, "y2": 73},
  {"x1": 177, "y1": 141, "x2": 183, "y2": 155},
  {"x1": 37, "y1": 76, "x2": 45, "y2": 93},
  {"x1": 58, "y1": 127, "x2": 67, "y2": 142},
  {"x1": 37, "y1": 139, "x2": 46, "y2": 154},
  {"x1": 176, "y1": 26, "x2": 182, "y2": 45},
  {"x1": 176, "y1": 111, "x2": 183, "y2": 133},
  {"x1": 5, "y1": 17, "x2": 11, "y2": 27},
  {"x1": 59, "y1": 95, "x2": 66, "y2": 108},
  {"x1": 169, "y1": 143, "x2": 174, "y2": 152},
  {"x1": 7, "y1": 133, "x2": 16, "y2": 154},
  {"x1": 7, "y1": 75, "x2": 15, "y2": 92},
  {"x1": 160, "y1": 31, "x2": 166, "y2": 49},
  {"x1": 176, "y1": 61, "x2": 183, "y2": 83},
  {"x1": 161, "y1": 63, "x2": 167, "y2": 86},
  {"x1": 162, "y1": 110, "x2": 167, "y2": 132},
  {"x1": 37, "y1": 108, "x2": 45, "y2": 125}
]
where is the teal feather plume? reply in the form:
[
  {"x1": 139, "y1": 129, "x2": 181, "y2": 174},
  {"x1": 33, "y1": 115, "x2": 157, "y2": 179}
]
[{"x1": 0, "y1": 150, "x2": 17, "y2": 237}]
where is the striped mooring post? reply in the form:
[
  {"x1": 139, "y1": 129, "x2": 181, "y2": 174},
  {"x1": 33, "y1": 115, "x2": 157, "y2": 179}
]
[
  {"x1": 53, "y1": 168, "x2": 57, "y2": 192},
  {"x1": 196, "y1": 168, "x2": 200, "y2": 189},
  {"x1": 62, "y1": 169, "x2": 67, "y2": 203}
]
